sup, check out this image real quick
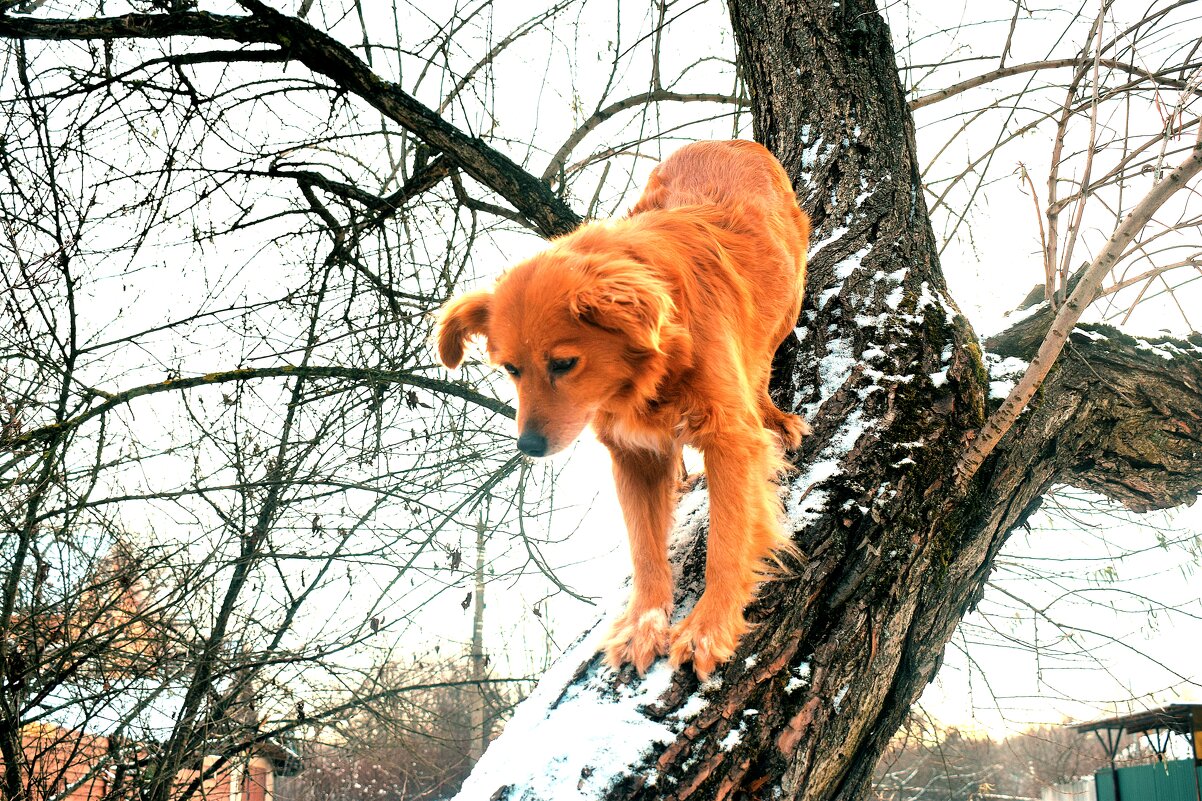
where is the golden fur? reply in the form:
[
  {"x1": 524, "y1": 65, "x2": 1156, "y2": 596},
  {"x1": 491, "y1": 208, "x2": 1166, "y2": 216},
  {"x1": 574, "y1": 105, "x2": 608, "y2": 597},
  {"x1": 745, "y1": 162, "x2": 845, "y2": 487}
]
[{"x1": 438, "y1": 140, "x2": 810, "y2": 677}]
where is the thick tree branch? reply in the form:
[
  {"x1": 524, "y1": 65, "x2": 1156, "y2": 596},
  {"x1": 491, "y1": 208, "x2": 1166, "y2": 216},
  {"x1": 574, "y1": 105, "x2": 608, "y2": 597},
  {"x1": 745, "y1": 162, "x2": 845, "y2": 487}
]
[
  {"x1": 0, "y1": 3, "x2": 582, "y2": 237},
  {"x1": 987, "y1": 324, "x2": 1202, "y2": 512}
]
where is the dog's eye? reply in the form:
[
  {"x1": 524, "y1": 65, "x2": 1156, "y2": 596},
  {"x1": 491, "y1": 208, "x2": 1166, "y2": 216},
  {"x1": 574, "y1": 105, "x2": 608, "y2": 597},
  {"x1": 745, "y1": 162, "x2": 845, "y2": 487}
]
[
  {"x1": 502, "y1": 363, "x2": 521, "y2": 378},
  {"x1": 548, "y1": 357, "x2": 578, "y2": 376}
]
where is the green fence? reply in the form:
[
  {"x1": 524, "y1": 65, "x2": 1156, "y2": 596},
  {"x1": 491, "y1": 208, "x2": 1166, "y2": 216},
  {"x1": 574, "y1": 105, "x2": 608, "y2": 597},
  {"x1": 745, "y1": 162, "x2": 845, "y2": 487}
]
[{"x1": 1095, "y1": 760, "x2": 1202, "y2": 801}]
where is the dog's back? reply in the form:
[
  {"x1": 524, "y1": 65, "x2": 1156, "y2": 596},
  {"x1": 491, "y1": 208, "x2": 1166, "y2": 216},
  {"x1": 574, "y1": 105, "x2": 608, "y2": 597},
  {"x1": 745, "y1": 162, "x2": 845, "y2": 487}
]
[{"x1": 628, "y1": 140, "x2": 810, "y2": 254}]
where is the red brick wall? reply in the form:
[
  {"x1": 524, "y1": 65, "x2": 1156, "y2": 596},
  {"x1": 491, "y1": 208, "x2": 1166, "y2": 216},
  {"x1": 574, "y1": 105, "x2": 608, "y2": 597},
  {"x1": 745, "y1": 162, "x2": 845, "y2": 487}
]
[{"x1": 10, "y1": 726, "x2": 283, "y2": 801}]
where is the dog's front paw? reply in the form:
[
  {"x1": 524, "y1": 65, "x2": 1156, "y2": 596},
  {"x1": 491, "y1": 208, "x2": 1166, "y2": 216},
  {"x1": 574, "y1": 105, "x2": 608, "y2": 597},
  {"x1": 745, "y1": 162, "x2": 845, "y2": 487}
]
[
  {"x1": 603, "y1": 606, "x2": 670, "y2": 675},
  {"x1": 668, "y1": 598, "x2": 748, "y2": 680}
]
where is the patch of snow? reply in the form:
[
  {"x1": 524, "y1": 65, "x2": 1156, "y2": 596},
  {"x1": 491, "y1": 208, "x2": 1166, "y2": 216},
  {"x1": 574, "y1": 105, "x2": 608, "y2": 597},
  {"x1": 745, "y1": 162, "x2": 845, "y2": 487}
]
[
  {"x1": 673, "y1": 485, "x2": 709, "y2": 528},
  {"x1": 915, "y1": 282, "x2": 939, "y2": 312},
  {"x1": 833, "y1": 684, "x2": 849, "y2": 712},
  {"x1": 800, "y1": 135, "x2": 830, "y2": 170},
  {"x1": 853, "y1": 174, "x2": 871, "y2": 208},
  {"x1": 833, "y1": 244, "x2": 872, "y2": 280},
  {"x1": 885, "y1": 282, "x2": 906, "y2": 310},
  {"x1": 809, "y1": 226, "x2": 848, "y2": 258},
  {"x1": 989, "y1": 380, "x2": 1015, "y2": 399},
  {"x1": 855, "y1": 315, "x2": 884, "y2": 330},
  {"x1": 917, "y1": 280, "x2": 960, "y2": 321},
  {"x1": 807, "y1": 338, "x2": 857, "y2": 416},
  {"x1": 984, "y1": 354, "x2": 1029, "y2": 399},
  {"x1": 1073, "y1": 327, "x2": 1108, "y2": 342},
  {"x1": 788, "y1": 486, "x2": 830, "y2": 527},
  {"x1": 720, "y1": 722, "x2": 745, "y2": 751},
  {"x1": 454, "y1": 620, "x2": 676, "y2": 801},
  {"x1": 793, "y1": 312, "x2": 817, "y2": 344},
  {"x1": 674, "y1": 693, "x2": 708, "y2": 721},
  {"x1": 928, "y1": 368, "x2": 948, "y2": 388},
  {"x1": 985, "y1": 354, "x2": 1029, "y2": 379},
  {"x1": 862, "y1": 367, "x2": 914, "y2": 386},
  {"x1": 787, "y1": 410, "x2": 867, "y2": 526},
  {"x1": 1135, "y1": 338, "x2": 1176, "y2": 360}
]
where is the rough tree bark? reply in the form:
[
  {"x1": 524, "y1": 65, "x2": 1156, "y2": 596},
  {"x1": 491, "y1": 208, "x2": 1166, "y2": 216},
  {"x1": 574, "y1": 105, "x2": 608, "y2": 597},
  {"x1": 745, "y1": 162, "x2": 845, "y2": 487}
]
[{"x1": 3, "y1": 0, "x2": 1201, "y2": 799}]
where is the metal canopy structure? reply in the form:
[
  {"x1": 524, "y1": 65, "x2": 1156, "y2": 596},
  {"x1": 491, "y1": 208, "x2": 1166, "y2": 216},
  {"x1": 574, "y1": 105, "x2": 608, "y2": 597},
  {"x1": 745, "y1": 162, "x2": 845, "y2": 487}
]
[
  {"x1": 1075, "y1": 703, "x2": 1202, "y2": 801},
  {"x1": 1078, "y1": 704, "x2": 1202, "y2": 741}
]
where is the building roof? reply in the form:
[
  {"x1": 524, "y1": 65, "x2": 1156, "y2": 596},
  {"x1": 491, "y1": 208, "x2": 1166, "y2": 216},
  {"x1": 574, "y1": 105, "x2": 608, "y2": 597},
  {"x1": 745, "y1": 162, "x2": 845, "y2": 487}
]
[{"x1": 1075, "y1": 703, "x2": 1202, "y2": 736}]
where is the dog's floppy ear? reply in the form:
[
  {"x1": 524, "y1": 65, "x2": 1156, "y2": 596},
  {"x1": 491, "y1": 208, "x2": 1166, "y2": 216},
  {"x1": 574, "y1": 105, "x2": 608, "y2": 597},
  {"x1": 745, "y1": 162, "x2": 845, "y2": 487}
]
[
  {"x1": 437, "y1": 289, "x2": 492, "y2": 369},
  {"x1": 570, "y1": 262, "x2": 674, "y2": 354}
]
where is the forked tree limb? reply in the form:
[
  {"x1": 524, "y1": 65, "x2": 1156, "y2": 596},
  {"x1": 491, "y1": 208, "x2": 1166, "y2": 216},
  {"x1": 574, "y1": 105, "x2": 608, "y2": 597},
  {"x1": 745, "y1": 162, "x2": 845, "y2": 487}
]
[{"x1": 953, "y1": 130, "x2": 1202, "y2": 490}]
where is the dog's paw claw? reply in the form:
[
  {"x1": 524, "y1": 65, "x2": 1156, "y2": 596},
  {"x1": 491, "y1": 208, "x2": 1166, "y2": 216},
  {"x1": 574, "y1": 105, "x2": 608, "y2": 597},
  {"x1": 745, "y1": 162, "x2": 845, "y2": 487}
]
[
  {"x1": 777, "y1": 413, "x2": 811, "y2": 450},
  {"x1": 668, "y1": 604, "x2": 746, "y2": 680},
  {"x1": 763, "y1": 408, "x2": 810, "y2": 450},
  {"x1": 603, "y1": 607, "x2": 670, "y2": 675}
]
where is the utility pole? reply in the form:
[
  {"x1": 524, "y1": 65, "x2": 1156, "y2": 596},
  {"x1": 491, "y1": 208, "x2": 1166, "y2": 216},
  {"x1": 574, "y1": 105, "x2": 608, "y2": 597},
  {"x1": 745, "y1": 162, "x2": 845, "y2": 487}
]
[{"x1": 468, "y1": 516, "x2": 487, "y2": 762}]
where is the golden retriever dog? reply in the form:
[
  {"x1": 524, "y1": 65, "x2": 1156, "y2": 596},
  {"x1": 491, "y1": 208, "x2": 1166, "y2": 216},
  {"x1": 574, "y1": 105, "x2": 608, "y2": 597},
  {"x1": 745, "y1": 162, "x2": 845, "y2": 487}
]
[{"x1": 437, "y1": 140, "x2": 809, "y2": 678}]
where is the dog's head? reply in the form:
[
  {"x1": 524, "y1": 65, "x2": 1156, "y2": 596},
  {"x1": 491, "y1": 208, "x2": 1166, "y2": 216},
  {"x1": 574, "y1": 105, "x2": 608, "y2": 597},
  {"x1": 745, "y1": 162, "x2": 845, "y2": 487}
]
[{"x1": 437, "y1": 242, "x2": 677, "y2": 457}]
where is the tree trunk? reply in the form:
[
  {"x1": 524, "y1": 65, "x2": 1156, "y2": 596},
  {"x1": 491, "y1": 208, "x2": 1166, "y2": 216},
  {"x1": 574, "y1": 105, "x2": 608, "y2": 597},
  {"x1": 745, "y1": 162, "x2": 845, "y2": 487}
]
[{"x1": 453, "y1": 0, "x2": 1202, "y2": 799}]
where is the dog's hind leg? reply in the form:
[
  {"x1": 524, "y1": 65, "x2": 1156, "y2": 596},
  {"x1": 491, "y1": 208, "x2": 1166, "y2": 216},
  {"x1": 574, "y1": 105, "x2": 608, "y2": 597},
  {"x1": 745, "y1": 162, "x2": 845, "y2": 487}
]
[{"x1": 601, "y1": 441, "x2": 681, "y2": 674}]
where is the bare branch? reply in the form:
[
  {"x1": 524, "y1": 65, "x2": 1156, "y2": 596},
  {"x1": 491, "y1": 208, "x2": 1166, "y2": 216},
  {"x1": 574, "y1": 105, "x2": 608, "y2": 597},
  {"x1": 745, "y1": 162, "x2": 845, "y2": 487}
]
[
  {"x1": 909, "y1": 56, "x2": 1202, "y2": 110},
  {"x1": 4, "y1": 365, "x2": 513, "y2": 453}
]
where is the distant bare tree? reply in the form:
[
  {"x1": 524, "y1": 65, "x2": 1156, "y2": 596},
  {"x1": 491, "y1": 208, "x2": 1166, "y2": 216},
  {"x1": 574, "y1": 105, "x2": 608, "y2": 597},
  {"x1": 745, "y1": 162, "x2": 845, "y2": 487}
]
[
  {"x1": 292, "y1": 658, "x2": 522, "y2": 801},
  {"x1": 873, "y1": 716, "x2": 1111, "y2": 801}
]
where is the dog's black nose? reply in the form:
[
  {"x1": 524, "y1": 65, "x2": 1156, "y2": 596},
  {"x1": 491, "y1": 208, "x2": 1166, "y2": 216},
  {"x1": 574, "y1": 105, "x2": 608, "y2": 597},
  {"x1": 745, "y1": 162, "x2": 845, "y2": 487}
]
[{"x1": 516, "y1": 431, "x2": 548, "y2": 457}]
